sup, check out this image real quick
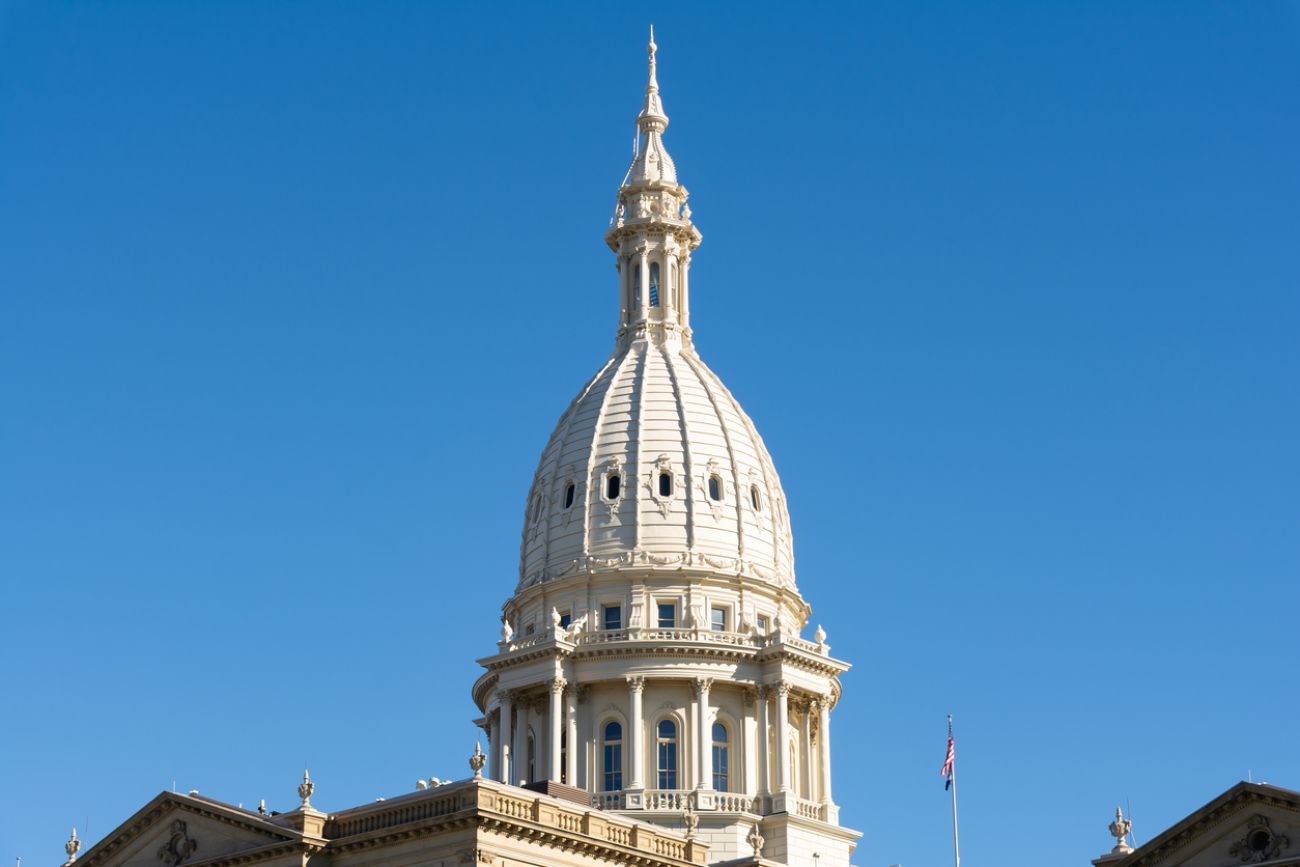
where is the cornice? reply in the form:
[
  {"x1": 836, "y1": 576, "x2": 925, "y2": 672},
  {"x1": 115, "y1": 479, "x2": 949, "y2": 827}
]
[{"x1": 1123, "y1": 784, "x2": 1300, "y2": 867}]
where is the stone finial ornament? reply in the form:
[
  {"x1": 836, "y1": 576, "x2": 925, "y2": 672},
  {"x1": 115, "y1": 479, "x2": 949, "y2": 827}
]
[
  {"x1": 681, "y1": 804, "x2": 698, "y2": 838},
  {"x1": 1109, "y1": 807, "x2": 1134, "y2": 854},
  {"x1": 500, "y1": 618, "x2": 513, "y2": 642},
  {"x1": 64, "y1": 828, "x2": 81, "y2": 864},
  {"x1": 814, "y1": 624, "x2": 827, "y2": 650},
  {"x1": 747, "y1": 823, "x2": 765, "y2": 859},
  {"x1": 551, "y1": 607, "x2": 562, "y2": 629},
  {"x1": 297, "y1": 770, "x2": 315, "y2": 808},
  {"x1": 257, "y1": 799, "x2": 266, "y2": 816},
  {"x1": 470, "y1": 741, "x2": 487, "y2": 778}
]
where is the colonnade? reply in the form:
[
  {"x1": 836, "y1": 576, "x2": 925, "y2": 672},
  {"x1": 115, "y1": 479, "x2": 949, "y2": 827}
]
[{"x1": 485, "y1": 676, "x2": 835, "y2": 811}]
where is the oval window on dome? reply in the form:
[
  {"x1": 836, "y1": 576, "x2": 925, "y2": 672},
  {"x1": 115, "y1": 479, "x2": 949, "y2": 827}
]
[
  {"x1": 708, "y1": 474, "x2": 723, "y2": 501},
  {"x1": 564, "y1": 482, "x2": 576, "y2": 509},
  {"x1": 658, "y1": 471, "x2": 672, "y2": 497},
  {"x1": 750, "y1": 485, "x2": 762, "y2": 511},
  {"x1": 606, "y1": 473, "x2": 621, "y2": 500}
]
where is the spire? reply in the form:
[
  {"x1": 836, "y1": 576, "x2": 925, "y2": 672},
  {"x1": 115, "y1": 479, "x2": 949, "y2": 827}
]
[
  {"x1": 639, "y1": 25, "x2": 668, "y2": 132},
  {"x1": 604, "y1": 27, "x2": 701, "y2": 350}
]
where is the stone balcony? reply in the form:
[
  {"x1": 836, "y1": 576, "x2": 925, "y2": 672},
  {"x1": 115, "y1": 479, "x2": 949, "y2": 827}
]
[{"x1": 590, "y1": 789, "x2": 831, "y2": 823}]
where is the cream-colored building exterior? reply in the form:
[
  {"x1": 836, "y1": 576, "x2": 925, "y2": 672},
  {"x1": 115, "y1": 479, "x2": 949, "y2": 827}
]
[{"x1": 55, "y1": 29, "x2": 860, "y2": 867}]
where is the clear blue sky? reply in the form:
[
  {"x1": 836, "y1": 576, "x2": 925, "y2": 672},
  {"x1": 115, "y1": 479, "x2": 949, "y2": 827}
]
[{"x1": 2, "y1": 3, "x2": 1297, "y2": 867}]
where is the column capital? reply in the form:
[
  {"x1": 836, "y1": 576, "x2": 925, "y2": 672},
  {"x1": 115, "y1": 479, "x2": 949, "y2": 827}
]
[
  {"x1": 756, "y1": 684, "x2": 771, "y2": 700},
  {"x1": 693, "y1": 677, "x2": 714, "y2": 697},
  {"x1": 549, "y1": 676, "x2": 568, "y2": 694},
  {"x1": 627, "y1": 675, "x2": 646, "y2": 693},
  {"x1": 776, "y1": 681, "x2": 791, "y2": 697}
]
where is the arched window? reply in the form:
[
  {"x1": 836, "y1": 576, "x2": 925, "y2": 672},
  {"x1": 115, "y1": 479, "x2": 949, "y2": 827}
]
[
  {"x1": 633, "y1": 260, "x2": 643, "y2": 306},
  {"x1": 712, "y1": 722, "x2": 730, "y2": 792},
  {"x1": 606, "y1": 473, "x2": 621, "y2": 500},
  {"x1": 649, "y1": 262, "x2": 661, "y2": 307},
  {"x1": 564, "y1": 482, "x2": 576, "y2": 509},
  {"x1": 658, "y1": 471, "x2": 672, "y2": 497},
  {"x1": 656, "y1": 719, "x2": 678, "y2": 789},
  {"x1": 750, "y1": 485, "x2": 762, "y2": 511},
  {"x1": 708, "y1": 474, "x2": 723, "y2": 501},
  {"x1": 603, "y1": 721, "x2": 623, "y2": 791}
]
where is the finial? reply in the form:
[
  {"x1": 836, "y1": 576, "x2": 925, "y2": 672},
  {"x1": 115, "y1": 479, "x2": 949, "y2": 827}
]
[
  {"x1": 747, "y1": 823, "x2": 765, "y2": 859},
  {"x1": 297, "y1": 769, "x2": 315, "y2": 808},
  {"x1": 1109, "y1": 806, "x2": 1134, "y2": 854},
  {"x1": 470, "y1": 741, "x2": 487, "y2": 778},
  {"x1": 681, "y1": 803, "x2": 699, "y2": 838},
  {"x1": 257, "y1": 799, "x2": 266, "y2": 816},
  {"x1": 64, "y1": 828, "x2": 81, "y2": 864},
  {"x1": 814, "y1": 624, "x2": 827, "y2": 647}
]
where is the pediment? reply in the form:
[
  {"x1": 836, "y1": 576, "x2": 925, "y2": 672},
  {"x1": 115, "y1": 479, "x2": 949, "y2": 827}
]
[
  {"x1": 75, "y1": 793, "x2": 300, "y2": 867},
  {"x1": 1126, "y1": 784, "x2": 1300, "y2": 867}
]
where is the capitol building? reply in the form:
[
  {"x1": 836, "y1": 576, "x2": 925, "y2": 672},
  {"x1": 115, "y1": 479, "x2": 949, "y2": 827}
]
[{"x1": 51, "y1": 28, "x2": 1300, "y2": 867}]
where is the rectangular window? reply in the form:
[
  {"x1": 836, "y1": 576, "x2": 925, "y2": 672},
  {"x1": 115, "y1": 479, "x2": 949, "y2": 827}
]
[
  {"x1": 525, "y1": 623, "x2": 535, "y2": 635},
  {"x1": 712, "y1": 744, "x2": 729, "y2": 792},
  {"x1": 559, "y1": 611, "x2": 572, "y2": 629},
  {"x1": 603, "y1": 605, "x2": 623, "y2": 631},
  {"x1": 604, "y1": 744, "x2": 622, "y2": 791},
  {"x1": 657, "y1": 741, "x2": 677, "y2": 789},
  {"x1": 710, "y1": 606, "x2": 727, "y2": 632},
  {"x1": 657, "y1": 602, "x2": 676, "y2": 629},
  {"x1": 756, "y1": 615, "x2": 769, "y2": 634}
]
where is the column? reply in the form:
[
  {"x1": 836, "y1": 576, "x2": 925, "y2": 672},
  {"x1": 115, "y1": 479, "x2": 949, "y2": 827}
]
[
  {"x1": 775, "y1": 683, "x2": 791, "y2": 792},
  {"x1": 756, "y1": 685, "x2": 770, "y2": 795},
  {"x1": 565, "y1": 683, "x2": 578, "y2": 786},
  {"x1": 513, "y1": 700, "x2": 529, "y2": 785},
  {"x1": 489, "y1": 715, "x2": 500, "y2": 782},
  {"x1": 498, "y1": 690, "x2": 514, "y2": 784},
  {"x1": 627, "y1": 676, "x2": 645, "y2": 790},
  {"x1": 680, "y1": 255, "x2": 691, "y2": 324},
  {"x1": 800, "y1": 700, "x2": 814, "y2": 799},
  {"x1": 638, "y1": 251, "x2": 649, "y2": 311},
  {"x1": 695, "y1": 678, "x2": 713, "y2": 789},
  {"x1": 817, "y1": 696, "x2": 834, "y2": 805},
  {"x1": 549, "y1": 678, "x2": 566, "y2": 782}
]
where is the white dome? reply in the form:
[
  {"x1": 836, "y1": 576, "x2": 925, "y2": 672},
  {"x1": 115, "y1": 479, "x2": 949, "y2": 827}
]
[{"x1": 519, "y1": 339, "x2": 796, "y2": 593}]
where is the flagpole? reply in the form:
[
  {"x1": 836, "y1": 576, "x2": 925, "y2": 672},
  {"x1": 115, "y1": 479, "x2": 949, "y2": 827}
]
[{"x1": 949, "y1": 714, "x2": 961, "y2": 867}]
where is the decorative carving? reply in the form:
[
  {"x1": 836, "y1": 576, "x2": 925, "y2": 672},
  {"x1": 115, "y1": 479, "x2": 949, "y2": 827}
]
[
  {"x1": 500, "y1": 618, "x2": 514, "y2": 642},
  {"x1": 747, "y1": 823, "x2": 765, "y2": 859},
  {"x1": 156, "y1": 820, "x2": 198, "y2": 866},
  {"x1": 297, "y1": 769, "x2": 315, "y2": 808},
  {"x1": 693, "y1": 677, "x2": 714, "y2": 697},
  {"x1": 1108, "y1": 807, "x2": 1134, "y2": 854},
  {"x1": 549, "y1": 676, "x2": 568, "y2": 694},
  {"x1": 1230, "y1": 815, "x2": 1290, "y2": 863},
  {"x1": 64, "y1": 828, "x2": 80, "y2": 864},
  {"x1": 469, "y1": 741, "x2": 486, "y2": 778},
  {"x1": 628, "y1": 676, "x2": 646, "y2": 693},
  {"x1": 565, "y1": 612, "x2": 588, "y2": 639},
  {"x1": 551, "y1": 607, "x2": 563, "y2": 629},
  {"x1": 682, "y1": 804, "x2": 699, "y2": 838},
  {"x1": 776, "y1": 682, "x2": 791, "y2": 697},
  {"x1": 756, "y1": 684, "x2": 771, "y2": 700}
]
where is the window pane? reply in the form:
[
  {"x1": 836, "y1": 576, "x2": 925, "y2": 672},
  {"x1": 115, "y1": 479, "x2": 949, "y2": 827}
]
[
  {"x1": 657, "y1": 603, "x2": 675, "y2": 628},
  {"x1": 604, "y1": 605, "x2": 622, "y2": 630},
  {"x1": 708, "y1": 475, "x2": 722, "y2": 501},
  {"x1": 564, "y1": 483, "x2": 575, "y2": 509},
  {"x1": 658, "y1": 472, "x2": 672, "y2": 497},
  {"x1": 607, "y1": 474, "x2": 621, "y2": 500},
  {"x1": 658, "y1": 719, "x2": 676, "y2": 738},
  {"x1": 712, "y1": 745, "x2": 729, "y2": 792},
  {"x1": 649, "y1": 262, "x2": 661, "y2": 307},
  {"x1": 559, "y1": 612, "x2": 572, "y2": 629},
  {"x1": 604, "y1": 721, "x2": 622, "y2": 740},
  {"x1": 710, "y1": 607, "x2": 727, "y2": 632},
  {"x1": 712, "y1": 722, "x2": 726, "y2": 742},
  {"x1": 751, "y1": 485, "x2": 761, "y2": 510}
]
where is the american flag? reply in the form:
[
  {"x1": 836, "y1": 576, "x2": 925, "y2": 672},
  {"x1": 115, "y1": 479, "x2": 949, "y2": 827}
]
[{"x1": 940, "y1": 720, "x2": 955, "y2": 790}]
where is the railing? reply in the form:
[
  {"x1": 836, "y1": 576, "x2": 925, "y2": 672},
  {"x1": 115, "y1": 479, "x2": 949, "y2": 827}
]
[
  {"x1": 576, "y1": 628, "x2": 761, "y2": 649},
  {"x1": 326, "y1": 790, "x2": 469, "y2": 837},
  {"x1": 644, "y1": 789, "x2": 692, "y2": 810},
  {"x1": 592, "y1": 791, "x2": 625, "y2": 809},
  {"x1": 792, "y1": 797, "x2": 828, "y2": 821},
  {"x1": 712, "y1": 792, "x2": 760, "y2": 813}
]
